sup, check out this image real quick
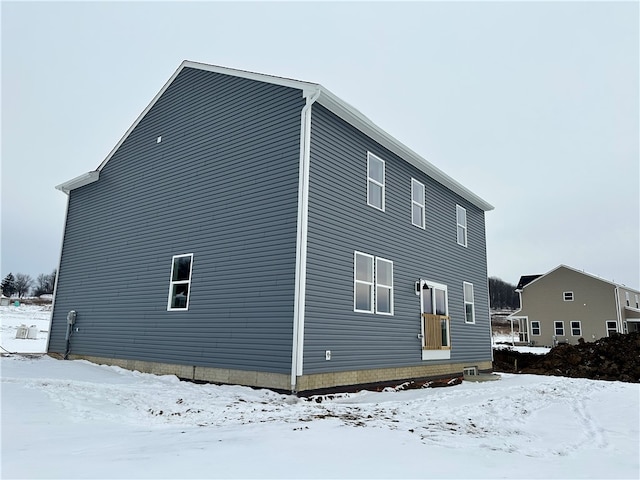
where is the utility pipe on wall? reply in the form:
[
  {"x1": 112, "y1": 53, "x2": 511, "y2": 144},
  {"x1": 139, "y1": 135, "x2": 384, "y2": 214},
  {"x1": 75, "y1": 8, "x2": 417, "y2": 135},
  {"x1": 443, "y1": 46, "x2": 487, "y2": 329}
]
[{"x1": 291, "y1": 87, "x2": 322, "y2": 394}]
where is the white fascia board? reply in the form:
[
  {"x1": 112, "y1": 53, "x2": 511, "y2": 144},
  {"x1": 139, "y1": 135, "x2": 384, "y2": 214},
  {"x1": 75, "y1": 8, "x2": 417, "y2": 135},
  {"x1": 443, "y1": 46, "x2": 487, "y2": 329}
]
[
  {"x1": 182, "y1": 61, "x2": 319, "y2": 93},
  {"x1": 316, "y1": 88, "x2": 494, "y2": 212},
  {"x1": 55, "y1": 171, "x2": 99, "y2": 194}
]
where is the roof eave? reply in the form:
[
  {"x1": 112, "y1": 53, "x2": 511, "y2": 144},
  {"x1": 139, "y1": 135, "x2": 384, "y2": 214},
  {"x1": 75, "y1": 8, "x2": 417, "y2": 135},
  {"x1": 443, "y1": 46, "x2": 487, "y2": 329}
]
[
  {"x1": 55, "y1": 171, "x2": 99, "y2": 194},
  {"x1": 316, "y1": 88, "x2": 494, "y2": 212}
]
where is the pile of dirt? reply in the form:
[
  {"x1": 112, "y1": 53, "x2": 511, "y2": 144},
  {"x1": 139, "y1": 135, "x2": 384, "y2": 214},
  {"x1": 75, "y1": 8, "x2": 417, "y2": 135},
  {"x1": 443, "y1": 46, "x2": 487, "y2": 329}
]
[{"x1": 493, "y1": 332, "x2": 640, "y2": 383}]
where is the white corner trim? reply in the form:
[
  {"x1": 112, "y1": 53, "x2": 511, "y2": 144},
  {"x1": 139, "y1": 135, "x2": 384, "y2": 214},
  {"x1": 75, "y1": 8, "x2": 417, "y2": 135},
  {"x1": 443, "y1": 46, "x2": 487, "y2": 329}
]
[
  {"x1": 291, "y1": 87, "x2": 322, "y2": 392},
  {"x1": 55, "y1": 171, "x2": 99, "y2": 194}
]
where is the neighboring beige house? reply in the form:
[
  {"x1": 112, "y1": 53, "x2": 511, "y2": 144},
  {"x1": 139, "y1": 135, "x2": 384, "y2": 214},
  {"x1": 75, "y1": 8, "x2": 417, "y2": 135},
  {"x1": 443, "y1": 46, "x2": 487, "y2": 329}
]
[{"x1": 509, "y1": 265, "x2": 640, "y2": 347}]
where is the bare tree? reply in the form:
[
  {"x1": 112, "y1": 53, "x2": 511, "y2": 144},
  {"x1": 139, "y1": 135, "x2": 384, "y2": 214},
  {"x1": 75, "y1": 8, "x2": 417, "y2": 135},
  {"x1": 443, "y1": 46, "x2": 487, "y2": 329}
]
[
  {"x1": 488, "y1": 277, "x2": 519, "y2": 310},
  {"x1": 13, "y1": 273, "x2": 33, "y2": 298},
  {"x1": 33, "y1": 270, "x2": 57, "y2": 297}
]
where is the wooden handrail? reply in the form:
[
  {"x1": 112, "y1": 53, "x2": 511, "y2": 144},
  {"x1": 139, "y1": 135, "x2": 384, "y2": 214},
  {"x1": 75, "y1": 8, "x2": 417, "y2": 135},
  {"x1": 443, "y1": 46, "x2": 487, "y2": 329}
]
[{"x1": 422, "y1": 314, "x2": 451, "y2": 350}]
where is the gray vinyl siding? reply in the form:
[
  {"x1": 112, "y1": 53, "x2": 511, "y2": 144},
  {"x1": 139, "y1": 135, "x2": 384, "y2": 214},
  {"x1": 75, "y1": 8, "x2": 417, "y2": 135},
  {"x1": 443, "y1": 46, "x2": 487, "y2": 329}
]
[
  {"x1": 303, "y1": 104, "x2": 491, "y2": 374},
  {"x1": 49, "y1": 67, "x2": 304, "y2": 373}
]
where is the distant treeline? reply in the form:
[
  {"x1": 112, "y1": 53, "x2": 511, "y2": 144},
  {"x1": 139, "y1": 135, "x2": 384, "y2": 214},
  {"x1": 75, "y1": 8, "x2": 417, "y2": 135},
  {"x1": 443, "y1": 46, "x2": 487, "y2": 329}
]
[
  {"x1": 488, "y1": 277, "x2": 519, "y2": 310},
  {"x1": 1, "y1": 270, "x2": 56, "y2": 298}
]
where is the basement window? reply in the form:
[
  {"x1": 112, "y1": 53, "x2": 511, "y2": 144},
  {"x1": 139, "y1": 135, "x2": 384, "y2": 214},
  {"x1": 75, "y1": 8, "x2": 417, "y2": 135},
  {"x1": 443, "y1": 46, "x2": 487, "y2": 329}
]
[
  {"x1": 463, "y1": 366, "x2": 478, "y2": 376},
  {"x1": 167, "y1": 254, "x2": 193, "y2": 310}
]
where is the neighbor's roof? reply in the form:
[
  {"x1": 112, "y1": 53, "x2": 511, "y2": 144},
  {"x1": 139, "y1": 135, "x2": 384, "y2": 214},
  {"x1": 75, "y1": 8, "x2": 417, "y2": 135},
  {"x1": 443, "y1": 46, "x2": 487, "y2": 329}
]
[
  {"x1": 56, "y1": 61, "x2": 494, "y2": 211},
  {"x1": 515, "y1": 275, "x2": 542, "y2": 291},
  {"x1": 517, "y1": 265, "x2": 639, "y2": 293}
]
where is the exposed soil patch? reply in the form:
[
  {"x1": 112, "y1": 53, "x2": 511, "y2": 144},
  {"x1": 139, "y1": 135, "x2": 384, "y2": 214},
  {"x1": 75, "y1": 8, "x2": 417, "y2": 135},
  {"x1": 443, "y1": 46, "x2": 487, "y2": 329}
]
[{"x1": 493, "y1": 332, "x2": 640, "y2": 383}]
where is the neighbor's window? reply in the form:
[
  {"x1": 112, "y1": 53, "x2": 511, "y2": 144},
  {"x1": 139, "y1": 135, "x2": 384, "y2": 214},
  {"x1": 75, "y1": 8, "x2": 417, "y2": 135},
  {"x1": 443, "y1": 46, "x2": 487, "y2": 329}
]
[
  {"x1": 354, "y1": 251, "x2": 393, "y2": 315},
  {"x1": 456, "y1": 205, "x2": 467, "y2": 247},
  {"x1": 625, "y1": 292, "x2": 630, "y2": 307},
  {"x1": 411, "y1": 178, "x2": 425, "y2": 229},
  {"x1": 463, "y1": 282, "x2": 475, "y2": 324},
  {"x1": 554, "y1": 321, "x2": 564, "y2": 336},
  {"x1": 636, "y1": 294, "x2": 639, "y2": 309},
  {"x1": 563, "y1": 291, "x2": 574, "y2": 301},
  {"x1": 167, "y1": 254, "x2": 193, "y2": 310},
  {"x1": 376, "y1": 258, "x2": 394, "y2": 315},
  {"x1": 367, "y1": 152, "x2": 385, "y2": 211},
  {"x1": 606, "y1": 321, "x2": 617, "y2": 336},
  {"x1": 531, "y1": 321, "x2": 541, "y2": 336},
  {"x1": 571, "y1": 321, "x2": 582, "y2": 336}
]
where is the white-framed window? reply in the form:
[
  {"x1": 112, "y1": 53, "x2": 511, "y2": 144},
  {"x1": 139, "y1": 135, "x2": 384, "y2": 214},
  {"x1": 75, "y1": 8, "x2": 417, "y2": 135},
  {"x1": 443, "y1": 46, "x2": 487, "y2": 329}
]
[
  {"x1": 635, "y1": 294, "x2": 639, "y2": 309},
  {"x1": 354, "y1": 251, "x2": 393, "y2": 315},
  {"x1": 531, "y1": 321, "x2": 541, "y2": 336},
  {"x1": 554, "y1": 321, "x2": 564, "y2": 336},
  {"x1": 367, "y1": 152, "x2": 385, "y2": 211},
  {"x1": 571, "y1": 321, "x2": 582, "y2": 336},
  {"x1": 411, "y1": 178, "x2": 425, "y2": 229},
  {"x1": 563, "y1": 291, "x2": 574, "y2": 301},
  {"x1": 376, "y1": 258, "x2": 394, "y2": 315},
  {"x1": 463, "y1": 366, "x2": 478, "y2": 376},
  {"x1": 606, "y1": 320, "x2": 618, "y2": 336},
  {"x1": 354, "y1": 252, "x2": 374, "y2": 313},
  {"x1": 167, "y1": 254, "x2": 193, "y2": 310},
  {"x1": 456, "y1": 205, "x2": 467, "y2": 247},
  {"x1": 463, "y1": 282, "x2": 475, "y2": 324},
  {"x1": 625, "y1": 292, "x2": 630, "y2": 307}
]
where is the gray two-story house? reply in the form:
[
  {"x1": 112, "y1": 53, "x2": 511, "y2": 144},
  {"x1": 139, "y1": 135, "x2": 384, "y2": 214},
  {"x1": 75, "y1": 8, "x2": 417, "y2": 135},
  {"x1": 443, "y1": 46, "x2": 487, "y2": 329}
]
[{"x1": 48, "y1": 61, "x2": 494, "y2": 394}]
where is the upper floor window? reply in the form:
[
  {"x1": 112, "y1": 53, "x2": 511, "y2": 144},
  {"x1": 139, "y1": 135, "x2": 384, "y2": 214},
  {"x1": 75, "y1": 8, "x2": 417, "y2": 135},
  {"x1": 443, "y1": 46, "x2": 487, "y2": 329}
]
[
  {"x1": 625, "y1": 292, "x2": 630, "y2": 306},
  {"x1": 463, "y1": 282, "x2": 475, "y2": 324},
  {"x1": 531, "y1": 321, "x2": 541, "y2": 335},
  {"x1": 167, "y1": 254, "x2": 193, "y2": 310},
  {"x1": 354, "y1": 251, "x2": 393, "y2": 315},
  {"x1": 635, "y1": 294, "x2": 639, "y2": 309},
  {"x1": 563, "y1": 291, "x2": 574, "y2": 301},
  {"x1": 554, "y1": 321, "x2": 565, "y2": 336},
  {"x1": 456, "y1": 205, "x2": 467, "y2": 247},
  {"x1": 411, "y1": 179, "x2": 425, "y2": 229},
  {"x1": 367, "y1": 152, "x2": 385, "y2": 211}
]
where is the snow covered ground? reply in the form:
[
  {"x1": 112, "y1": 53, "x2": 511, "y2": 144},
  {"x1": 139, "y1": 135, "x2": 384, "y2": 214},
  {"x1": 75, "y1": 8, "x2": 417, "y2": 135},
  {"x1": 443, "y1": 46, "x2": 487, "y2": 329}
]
[
  {"x1": 2, "y1": 305, "x2": 639, "y2": 479},
  {"x1": 492, "y1": 333, "x2": 552, "y2": 355}
]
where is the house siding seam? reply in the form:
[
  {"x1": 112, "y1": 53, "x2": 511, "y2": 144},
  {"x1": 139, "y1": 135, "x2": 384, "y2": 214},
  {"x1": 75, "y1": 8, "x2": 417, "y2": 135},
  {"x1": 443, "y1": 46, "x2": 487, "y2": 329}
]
[
  {"x1": 49, "y1": 67, "x2": 305, "y2": 374},
  {"x1": 301, "y1": 104, "x2": 491, "y2": 374}
]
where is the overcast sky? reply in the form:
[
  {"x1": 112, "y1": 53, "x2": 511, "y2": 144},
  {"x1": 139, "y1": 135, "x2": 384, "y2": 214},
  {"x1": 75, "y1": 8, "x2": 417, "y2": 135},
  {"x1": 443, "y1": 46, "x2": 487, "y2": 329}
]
[{"x1": 2, "y1": 1, "x2": 638, "y2": 289}]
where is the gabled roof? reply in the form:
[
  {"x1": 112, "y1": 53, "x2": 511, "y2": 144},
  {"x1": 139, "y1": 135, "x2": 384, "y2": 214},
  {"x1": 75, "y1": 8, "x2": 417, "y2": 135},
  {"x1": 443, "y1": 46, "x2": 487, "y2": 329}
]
[
  {"x1": 515, "y1": 274, "x2": 542, "y2": 291},
  {"x1": 56, "y1": 60, "x2": 494, "y2": 211},
  {"x1": 517, "y1": 264, "x2": 639, "y2": 293}
]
